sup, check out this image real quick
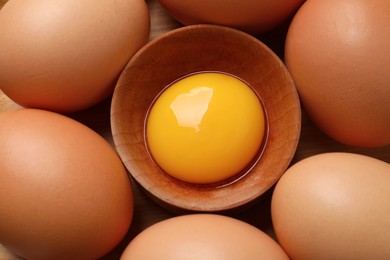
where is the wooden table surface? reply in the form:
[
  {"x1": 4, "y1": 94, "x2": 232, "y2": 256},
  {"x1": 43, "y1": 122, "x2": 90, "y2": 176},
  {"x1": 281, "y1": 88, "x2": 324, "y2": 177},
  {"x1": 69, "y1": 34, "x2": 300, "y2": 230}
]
[{"x1": 1, "y1": 1, "x2": 389, "y2": 259}]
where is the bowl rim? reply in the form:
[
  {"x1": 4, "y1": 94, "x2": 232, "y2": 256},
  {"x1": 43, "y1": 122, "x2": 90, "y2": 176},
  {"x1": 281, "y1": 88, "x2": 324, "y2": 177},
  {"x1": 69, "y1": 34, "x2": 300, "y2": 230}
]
[{"x1": 111, "y1": 24, "x2": 301, "y2": 212}]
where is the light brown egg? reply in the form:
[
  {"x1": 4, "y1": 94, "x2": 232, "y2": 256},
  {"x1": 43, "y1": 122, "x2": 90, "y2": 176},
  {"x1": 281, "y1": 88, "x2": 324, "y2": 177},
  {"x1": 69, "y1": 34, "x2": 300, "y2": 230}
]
[
  {"x1": 285, "y1": 0, "x2": 390, "y2": 147},
  {"x1": 0, "y1": 109, "x2": 133, "y2": 260},
  {"x1": 271, "y1": 152, "x2": 390, "y2": 259},
  {"x1": 0, "y1": 0, "x2": 150, "y2": 113},
  {"x1": 157, "y1": 0, "x2": 305, "y2": 34},
  {"x1": 121, "y1": 214, "x2": 288, "y2": 260}
]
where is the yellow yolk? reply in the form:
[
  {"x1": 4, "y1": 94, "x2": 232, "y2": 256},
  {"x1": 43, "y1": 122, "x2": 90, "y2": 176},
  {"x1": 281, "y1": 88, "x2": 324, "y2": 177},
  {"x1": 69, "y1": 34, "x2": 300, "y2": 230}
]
[{"x1": 146, "y1": 72, "x2": 266, "y2": 184}]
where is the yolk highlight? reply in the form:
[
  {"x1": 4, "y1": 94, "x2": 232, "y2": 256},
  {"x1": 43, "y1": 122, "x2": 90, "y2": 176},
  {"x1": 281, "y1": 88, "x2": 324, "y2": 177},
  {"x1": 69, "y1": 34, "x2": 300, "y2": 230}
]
[{"x1": 146, "y1": 72, "x2": 266, "y2": 184}]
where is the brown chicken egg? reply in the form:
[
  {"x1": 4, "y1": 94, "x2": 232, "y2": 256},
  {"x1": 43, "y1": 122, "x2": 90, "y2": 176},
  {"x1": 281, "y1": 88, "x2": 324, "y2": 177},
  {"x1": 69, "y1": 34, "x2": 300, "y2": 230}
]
[
  {"x1": 285, "y1": 0, "x2": 390, "y2": 147},
  {"x1": 0, "y1": 109, "x2": 133, "y2": 260},
  {"x1": 157, "y1": 0, "x2": 305, "y2": 34},
  {"x1": 120, "y1": 214, "x2": 288, "y2": 260},
  {"x1": 271, "y1": 152, "x2": 390, "y2": 259},
  {"x1": 0, "y1": 0, "x2": 150, "y2": 113}
]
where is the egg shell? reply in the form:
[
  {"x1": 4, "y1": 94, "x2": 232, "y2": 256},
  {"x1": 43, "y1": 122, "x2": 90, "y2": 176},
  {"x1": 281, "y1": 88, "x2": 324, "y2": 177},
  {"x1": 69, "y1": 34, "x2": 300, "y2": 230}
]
[
  {"x1": 120, "y1": 214, "x2": 288, "y2": 260},
  {"x1": 285, "y1": 0, "x2": 390, "y2": 147},
  {"x1": 157, "y1": 0, "x2": 305, "y2": 34},
  {"x1": 0, "y1": 109, "x2": 133, "y2": 260},
  {"x1": 271, "y1": 152, "x2": 390, "y2": 259},
  {"x1": 0, "y1": 0, "x2": 150, "y2": 113}
]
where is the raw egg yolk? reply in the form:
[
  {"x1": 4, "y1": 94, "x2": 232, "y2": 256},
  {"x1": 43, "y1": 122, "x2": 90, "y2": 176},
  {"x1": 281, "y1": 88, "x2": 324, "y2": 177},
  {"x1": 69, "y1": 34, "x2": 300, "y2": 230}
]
[{"x1": 146, "y1": 72, "x2": 265, "y2": 184}]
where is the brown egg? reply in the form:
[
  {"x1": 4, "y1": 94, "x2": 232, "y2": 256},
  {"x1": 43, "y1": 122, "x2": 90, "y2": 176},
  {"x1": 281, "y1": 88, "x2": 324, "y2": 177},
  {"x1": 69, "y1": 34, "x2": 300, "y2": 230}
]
[
  {"x1": 0, "y1": 109, "x2": 133, "y2": 260},
  {"x1": 121, "y1": 214, "x2": 288, "y2": 260},
  {"x1": 0, "y1": 0, "x2": 150, "y2": 113},
  {"x1": 157, "y1": 0, "x2": 305, "y2": 34},
  {"x1": 285, "y1": 0, "x2": 390, "y2": 147},
  {"x1": 271, "y1": 152, "x2": 390, "y2": 259}
]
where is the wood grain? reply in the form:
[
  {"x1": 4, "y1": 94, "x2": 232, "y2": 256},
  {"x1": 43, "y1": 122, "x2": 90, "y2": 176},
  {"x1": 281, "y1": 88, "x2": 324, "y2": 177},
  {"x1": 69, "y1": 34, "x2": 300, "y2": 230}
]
[
  {"x1": 111, "y1": 24, "x2": 301, "y2": 212},
  {"x1": 0, "y1": 0, "x2": 389, "y2": 259}
]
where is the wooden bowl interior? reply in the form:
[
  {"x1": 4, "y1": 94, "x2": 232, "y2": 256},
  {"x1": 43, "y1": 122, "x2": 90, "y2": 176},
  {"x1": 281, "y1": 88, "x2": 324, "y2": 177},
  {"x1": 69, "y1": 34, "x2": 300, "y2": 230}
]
[{"x1": 111, "y1": 25, "x2": 301, "y2": 212}]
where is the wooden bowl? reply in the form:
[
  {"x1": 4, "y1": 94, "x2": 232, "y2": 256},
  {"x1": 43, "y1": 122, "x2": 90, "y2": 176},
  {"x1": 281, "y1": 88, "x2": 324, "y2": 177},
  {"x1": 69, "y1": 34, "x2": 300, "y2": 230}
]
[{"x1": 111, "y1": 24, "x2": 301, "y2": 212}]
